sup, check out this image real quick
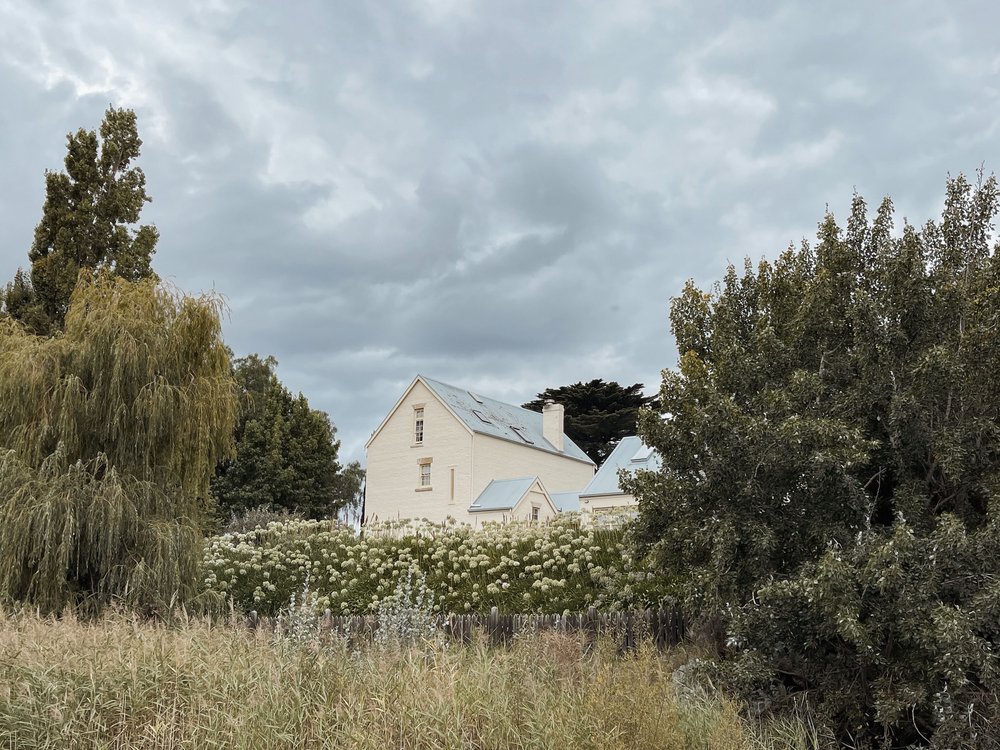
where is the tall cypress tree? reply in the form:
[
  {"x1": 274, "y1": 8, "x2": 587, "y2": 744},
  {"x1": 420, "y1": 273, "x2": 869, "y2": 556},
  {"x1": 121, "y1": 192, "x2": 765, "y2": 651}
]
[{"x1": 523, "y1": 380, "x2": 655, "y2": 464}]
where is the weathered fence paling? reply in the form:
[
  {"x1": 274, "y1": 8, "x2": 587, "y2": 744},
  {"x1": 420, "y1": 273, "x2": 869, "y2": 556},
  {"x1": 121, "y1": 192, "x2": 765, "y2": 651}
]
[{"x1": 248, "y1": 605, "x2": 686, "y2": 649}]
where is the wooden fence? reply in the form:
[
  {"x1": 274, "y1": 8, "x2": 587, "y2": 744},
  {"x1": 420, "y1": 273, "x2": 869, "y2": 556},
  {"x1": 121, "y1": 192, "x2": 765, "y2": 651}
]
[{"x1": 246, "y1": 605, "x2": 686, "y2": 651}]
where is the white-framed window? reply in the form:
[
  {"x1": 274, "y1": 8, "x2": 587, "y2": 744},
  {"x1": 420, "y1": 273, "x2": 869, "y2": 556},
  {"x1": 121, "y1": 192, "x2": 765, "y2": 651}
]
[
  {"x1": 419, "y1": 460, "x2": 431, "y2": 488},
  {"x1": 413, "y1": 406, "x2": 424, "y2": 444},
  {"x1": 531, "y1": 505, "x2": 540, "y2": 522}
]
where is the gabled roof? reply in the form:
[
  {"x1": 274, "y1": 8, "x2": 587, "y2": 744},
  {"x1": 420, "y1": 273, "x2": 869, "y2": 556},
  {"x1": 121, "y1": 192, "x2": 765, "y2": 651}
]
[
  {"x1": 468, "y1": 476, "x2": 557, "y2": 515},
  {"x1": 468, "y1": 477, "x2": 537, "y2": 512},
  {"x1": 580, "y1": 436, "x2": 659, "y2": 498},
  {"x1": 418, "y1": 376, "x2": 594, "y2": 465}
]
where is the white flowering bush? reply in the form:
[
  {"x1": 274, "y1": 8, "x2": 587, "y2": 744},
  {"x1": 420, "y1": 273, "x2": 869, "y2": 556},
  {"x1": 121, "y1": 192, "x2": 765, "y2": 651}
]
[{"x1": 203, "y1": 515, "x2": 667, "y2": 615}]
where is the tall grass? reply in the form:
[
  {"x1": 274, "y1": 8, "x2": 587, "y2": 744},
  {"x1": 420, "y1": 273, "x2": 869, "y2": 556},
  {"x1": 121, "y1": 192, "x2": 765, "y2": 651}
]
[{"x1": 0, "y1": 612, "x2": 821, "y2": 749}]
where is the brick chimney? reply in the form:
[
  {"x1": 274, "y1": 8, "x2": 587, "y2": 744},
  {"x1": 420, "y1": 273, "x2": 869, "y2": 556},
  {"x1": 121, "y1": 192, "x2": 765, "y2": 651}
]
[{"x1": 542, "y1": 400, "x2": 564, "y2": 452}]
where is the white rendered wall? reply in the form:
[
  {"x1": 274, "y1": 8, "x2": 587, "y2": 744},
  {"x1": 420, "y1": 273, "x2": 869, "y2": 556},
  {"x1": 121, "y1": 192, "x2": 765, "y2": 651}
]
[
  {"x1": 580, "y1": 492, "x2": 638, "y2": 514},
  {"x1": 471, "y1": 434, "x2": 594, "y2": 501},
  {"x1": 365, "y1": 380, "x2": 473, "y2": 525},
  {"x1": 367, "y1": 380, "x2": 594, "y2": 525}
]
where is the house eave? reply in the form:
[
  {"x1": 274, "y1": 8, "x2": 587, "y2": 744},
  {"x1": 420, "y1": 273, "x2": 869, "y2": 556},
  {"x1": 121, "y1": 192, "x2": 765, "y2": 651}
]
[{"x1": 475, "y1": 432, "x2": 595, "y2": 466}]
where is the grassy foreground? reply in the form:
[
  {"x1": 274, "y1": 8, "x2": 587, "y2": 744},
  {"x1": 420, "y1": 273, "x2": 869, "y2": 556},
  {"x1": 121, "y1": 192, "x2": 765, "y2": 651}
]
[{"x1": 0, "y1": 613, "x2": 818, "y2": 749}]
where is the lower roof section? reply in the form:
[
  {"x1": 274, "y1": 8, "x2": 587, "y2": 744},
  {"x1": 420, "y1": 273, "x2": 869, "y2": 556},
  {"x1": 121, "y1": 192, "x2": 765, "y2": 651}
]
[{"x1": 468, "y1": 476, "x2": 539, "y2": 512}]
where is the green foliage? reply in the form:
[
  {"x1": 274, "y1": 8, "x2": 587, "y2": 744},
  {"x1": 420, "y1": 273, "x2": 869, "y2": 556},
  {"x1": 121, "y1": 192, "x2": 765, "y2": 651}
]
[
  {"x1": 0, "y1": 275, "x2": 236, "y2": 613},
  {"x1": 630, "y1": 173, "x2": 1000, "y2": 746},
  {"x1": 204, "y1": 516, "x2": 666, "y2": 615},
  {"x1": 222, "y1": 505, "x2": 306, "y2": 535},
  {"x1": 2, "y1": 107, "x2": 158, "y2": 334},
  {"x1": 1, "y1": 269, "x2": 49, "y2": 334},
  {"x1": 629, "y1": 173, "x2": 1000, "y2": 609},
  {"x1": 728, "y1": 515, "x2": 1000, "y2": 747},
  {"x1": 523, "y1": 379, "x2": 655, "y2": 463},
  {"x1": 212, "y1": 354, "x2": 363, "y2": 521}
]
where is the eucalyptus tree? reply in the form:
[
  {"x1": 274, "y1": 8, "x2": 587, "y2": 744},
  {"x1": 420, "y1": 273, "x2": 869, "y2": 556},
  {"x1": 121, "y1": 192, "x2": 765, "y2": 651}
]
[
  {"x1": 630, "y1": 173, "x2": 1000, "y2": 605},
  {"x1": 0, "y1": 275, "x2": 236, "y2": 613},
  {"x1": 627, "y1": 173, "x2": 1000, "y2": 745}
]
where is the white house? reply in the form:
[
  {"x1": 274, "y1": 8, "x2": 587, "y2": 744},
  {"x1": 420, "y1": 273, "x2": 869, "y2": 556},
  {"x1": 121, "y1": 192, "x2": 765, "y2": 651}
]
[
  {"x1": 551, "y1": 436, "x2": 658, "y2": 518},
  {"x1": 364, "y1": 375, "x2": 595, "y2": 526}
]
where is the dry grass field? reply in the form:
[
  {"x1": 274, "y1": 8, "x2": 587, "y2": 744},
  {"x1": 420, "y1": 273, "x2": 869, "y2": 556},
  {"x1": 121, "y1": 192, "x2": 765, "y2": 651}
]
[{"x1": 0, "y1": 612, "x2": 821, "y2": 749}]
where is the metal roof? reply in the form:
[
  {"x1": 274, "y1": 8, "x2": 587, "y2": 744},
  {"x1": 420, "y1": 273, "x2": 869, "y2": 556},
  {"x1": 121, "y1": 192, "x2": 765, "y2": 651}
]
[
  {"x1": 580, "y1": 436, "x2": 659, "y2": 497},
  {"x1": 419, "y1": 375, "x2": 594, "y2": 465},
  {"x1": 468, "y1": 476, "x2": 538, "y2": 512},
  {"x1": 549, "y1": 490, "x2": 581, "y2": 512}
]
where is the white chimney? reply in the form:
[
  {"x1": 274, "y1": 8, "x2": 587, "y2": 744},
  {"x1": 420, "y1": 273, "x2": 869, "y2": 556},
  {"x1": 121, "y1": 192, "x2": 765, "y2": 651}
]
[{"x1": 542, "y1": 400, "x2": 564, "y2": 452}]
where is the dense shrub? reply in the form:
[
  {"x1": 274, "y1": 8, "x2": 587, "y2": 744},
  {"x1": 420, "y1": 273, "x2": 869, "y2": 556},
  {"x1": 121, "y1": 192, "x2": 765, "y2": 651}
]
[
  {"x1": 203, "y1": 515, "x2": 668, "y2": 615},
  {"x1": 630, "y1": 174, "x2": 1000, "y2": 746},
  {"x1": 631, "y1": 174, "x2": 1000, "y2": 606},
  {"x1": 221, "y1": 504, "x2": 305, "y2": 535},
  {"x1": 725, "y1": 514, "x2": 1000, "y2": 748}
]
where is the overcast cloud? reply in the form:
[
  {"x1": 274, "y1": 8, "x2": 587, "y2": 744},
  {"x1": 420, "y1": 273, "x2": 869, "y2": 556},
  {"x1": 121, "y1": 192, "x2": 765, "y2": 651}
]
[{"x1": 1, "y1": 1, "x2": 998, "y2": 461}]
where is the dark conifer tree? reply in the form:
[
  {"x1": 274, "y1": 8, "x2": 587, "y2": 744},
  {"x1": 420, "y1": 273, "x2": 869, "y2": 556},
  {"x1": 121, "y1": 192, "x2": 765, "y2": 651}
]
[{"x1": 523, "y1": 379, "x2": 655, "y2": 464}]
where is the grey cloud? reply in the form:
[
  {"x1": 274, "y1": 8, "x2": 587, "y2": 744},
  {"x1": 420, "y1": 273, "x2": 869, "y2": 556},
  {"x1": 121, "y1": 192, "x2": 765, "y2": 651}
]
[{"x1": 2, "y1": 1, "x2": 1000, "y2": 463}]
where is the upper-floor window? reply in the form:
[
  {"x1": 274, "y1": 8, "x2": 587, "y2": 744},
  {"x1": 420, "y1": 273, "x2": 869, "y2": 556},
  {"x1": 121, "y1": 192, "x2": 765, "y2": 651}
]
[
  {"x1": 413, "y1": 406, "x2": 424, "y2": 444},
  {"x1": 531, "y1": 505, "x2": 540, "y2": 522},
  {"x1": 419, "y1": 460, "x2": 431, "y2": 487}
]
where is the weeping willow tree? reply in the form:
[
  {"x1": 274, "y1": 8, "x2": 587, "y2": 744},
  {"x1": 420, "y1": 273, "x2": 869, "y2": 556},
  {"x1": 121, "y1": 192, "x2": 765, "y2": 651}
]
[{"x1": 0, "y1": 274, "x2": 237, "y2": 613}]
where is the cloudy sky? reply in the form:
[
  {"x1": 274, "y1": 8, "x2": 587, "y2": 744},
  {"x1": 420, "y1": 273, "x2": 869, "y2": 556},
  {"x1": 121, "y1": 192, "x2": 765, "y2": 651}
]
[{"x1": 1, "y1": 1, "x2": 997, "y2": 462}]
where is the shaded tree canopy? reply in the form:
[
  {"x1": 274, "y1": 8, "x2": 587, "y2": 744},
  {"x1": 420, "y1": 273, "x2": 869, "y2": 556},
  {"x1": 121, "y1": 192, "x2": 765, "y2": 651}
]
[
  {"x1": 0, "y1": 275, "x2": 236, "y2": 613},
  {"x1": 523, "y1": 379, "x2": 655, "y2": 464},
  {"x1": 212, "y1": 354, "x2": 363, "y2": 521},
  {"x1": 2, "y1": 106, "x2": 158, "y2": 334},
  {"x1": 626, "y1": 174, "x2": 1000, "y2": 745},
  {"x1": 630, "y1": 173, "x2": 1000, "y2": 604}
]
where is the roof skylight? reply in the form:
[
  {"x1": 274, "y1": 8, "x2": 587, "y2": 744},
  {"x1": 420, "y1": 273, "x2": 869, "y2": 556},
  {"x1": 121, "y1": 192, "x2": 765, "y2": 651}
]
[
  {"x1": 472, "y1": 409, "x2": 492, "y2": 424},
  {"x1": 511, "y1": 426, "x2": 533, "y2": 444},
  {"x1": 631, "y1": 444, "x2": 654, "y2": 462}
]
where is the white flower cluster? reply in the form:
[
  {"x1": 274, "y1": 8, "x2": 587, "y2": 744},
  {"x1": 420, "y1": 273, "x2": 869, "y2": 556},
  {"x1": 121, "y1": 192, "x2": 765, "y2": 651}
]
[{"x1": 203, "y1": 515, "x2": 665, "y2": 615}]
